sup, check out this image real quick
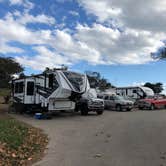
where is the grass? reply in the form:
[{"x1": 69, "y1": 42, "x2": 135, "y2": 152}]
[
  {"x1": 0, "y1": 90, "x2": 48, "y2": 165},
  {"x1": 0, "y1": 106, "x2": 48, "y2": 166},
  {"x1": 0, "y1": 119, "x2": 28, "y2": 150},
  {"x1": 0, "y1": 88, "x2": 10, "y2": 104},
  {"x1": 0, "y1": 88, "x2": 10, "y2": 97}
]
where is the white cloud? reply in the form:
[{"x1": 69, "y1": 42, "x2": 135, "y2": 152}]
[
  {"x1": 0, "y1": 15, "x2": 42, "y2": 45},
  {"x1": 69, "y1": 11, "x2": 79, "y2": 16},
  {"x1": 0, "y1": 12, "x2": 56, "y2": 47},
  {"x1": 163, "y1": 84, "x2": 166, "y2": 95},
  {"x1": 13, "y1": 11, "x2": 56, "y2": 25},
  {"x1": 0, "y1": 39, "x2": 24, "y2": 53},
  {"x1": 1, "y1": 0, "x2": 166, "y2": 70},
  {"x1": 78, "y1": 0, "x2": 121, "y2": 22},
  {"x1": 0, "y1": 10, "x2": 164, "y2": 69},
  {"x1": 77, "y1": 0, "x2": 166, "y2": 33},
  {"x1": 9, "y1": 0, "x2": 23, "y2": 5},
  {"x1": 0, "y1": 11, "x2": 104, "y2": 69},
  {"x1": 132, "y1": 82, "x2": 145, "y2": 86},
  {"x1": 53, "y1": 29, "x2": 105, "y2": 64},
  {"x1": 9, "y1": 0, "x2": 34, "y2": 11},
  {"x1": 75, "y1": 23, "x2": 164, "y2": 64},
  {"x1": 15, "y1": 46, "x2": 71, "y2": 70}
]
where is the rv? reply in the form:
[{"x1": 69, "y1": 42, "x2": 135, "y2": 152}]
[
  {"x1": 11, "y1": 68, "x2": 104, "y2": 115},
  {"x1": 116, "y1": 86, "x2": 154, "y2": 100}
]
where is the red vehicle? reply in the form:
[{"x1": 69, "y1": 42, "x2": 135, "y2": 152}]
[{"x1": 137, "y1": 96, "x2": 166, "y2": 110}]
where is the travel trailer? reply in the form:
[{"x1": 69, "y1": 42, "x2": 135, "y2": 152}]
[
  {"x1": 11, "y1": 67, "x2": 104, "y2": 115},
  {"x1": 116, "y1": 86, "x2": 154, "y2": 99}
]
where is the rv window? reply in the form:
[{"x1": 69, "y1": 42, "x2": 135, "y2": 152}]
[
  {"x1": 14, "y1": 83, "x2": 19, "y2": 93},
  {"x1": 63, "y1": 71, "x2": 85, "y2": 92},
  {"x1": 104, "y1": 96, "x2": 109, "y2": 100},
  {"x1": 27, "y1": 82, "x2": 34, "y2": 95},
  {"x1": 14, "y1": 82, "x2": 24, "y2": 93},
  {"x1": 110, "y1": 96, "x2": 115, "y2": 100},
  {"x1": 48, "y1": 74, "x2": 54, "y2": 88},
  {"x1": 133, "y1": 90, "x2": 137, "y2": 93},
  {"x1": 48, "y1": 74, "x2": 59, "y2": 89}
]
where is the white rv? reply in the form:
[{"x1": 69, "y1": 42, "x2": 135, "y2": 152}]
[
  {"x1": 11, "y1": 68, "x2": 104, "y2": 115},
  {"x1": 116, "y1": 86, "x2": 154, "y2": 99}
]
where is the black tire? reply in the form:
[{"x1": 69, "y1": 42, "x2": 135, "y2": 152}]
[
  {"x1": 116, "y1": 105, "x2": 122, "y2": 112},
  {"x1": 150, "y1": 104, "x2": 155, "y2": 110},
  {"x1": 138, "y1": 106, "x2": 143, "y2": 110},
  {"x1": 80, "y1": 104, "x2": 88, "y2": 116},
  {"x1": 14, "y1": 103, "x2": 25, "y2": 114},
  {"x1": 96, "y1": 110, "x2": 103, "y2": 115},
  {"x1": 127, "y1": 108, "x2": 132, "y2": 112}
]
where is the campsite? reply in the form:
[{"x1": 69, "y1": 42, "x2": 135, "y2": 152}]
[{"x1": 1, "y1": 0, "x2": 166, "y2": 165}]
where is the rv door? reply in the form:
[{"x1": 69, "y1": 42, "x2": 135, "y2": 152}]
[
  {"x1": 25, "y1": 81, "x2": 35, "y2": 104},
  {"x1": 13, "y1": 80, "x2": 24, "y2": 103}
]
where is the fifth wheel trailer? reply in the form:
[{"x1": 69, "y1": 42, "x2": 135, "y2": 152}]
[{"x1": 11, "y1": 67, "x2": 104, "y2": 115}]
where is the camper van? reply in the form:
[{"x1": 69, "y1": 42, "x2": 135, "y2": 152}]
[
  {"x1": 116, "y1": 86, "x2": 154, "y2": 100},
  {"x1": 11, "y1": 68, "x2": 104, "y2": 115}
]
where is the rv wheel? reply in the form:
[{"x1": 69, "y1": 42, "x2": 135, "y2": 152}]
[
  {"x1": 80, "y1": 104, "x2": 88, "y2": 116},
  {"x1": 138, "y1": 106, "x2": 143, "y2": 110},
  {"x1": 126, "y1": 108, "x2": 132, "y2": 112},
  {"x1": 96, "y1": 110, "x2": 103, "y2": 115}
]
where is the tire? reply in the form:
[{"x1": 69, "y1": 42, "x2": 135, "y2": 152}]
[
  {"x1": 14, "y1": 103, "x2": 25, "y2": 114},
  {"x1": 116, "y1": 105, "x2": 122, "y2": 112},
  {"x1": 138, "y1": 106, "x2": 143, "y2": 110},
  {"x1": 150, "y1": 104, "x2": 155, "y2": 110},
  {"x1": 96, "y1": 110, "x2": 103, "y2": 115},
  {"x1": 74, "y1": 104, "x2": 79, "y2": 112},
  {"x1": 127, "y1": 108, "x2": 132, "y2": 112},
  {"x1": 80, "y1": 104, "x2": 88, "y2": 116}
]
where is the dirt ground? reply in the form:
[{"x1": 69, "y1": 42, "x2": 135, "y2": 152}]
[
  {"x1": 0, "y1": 103, "x2": 9, "y2": 119},
  {"x1": 11, "y1": 109, "x2": 166, "y2": 166}
]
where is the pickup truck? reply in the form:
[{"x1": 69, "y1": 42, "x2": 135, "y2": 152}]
[
  {"x1": 137, "y1": 96, "x2": 166, "y2": 110},
  {"x1": 75, "y1": 89, "x2": 104, "y2": 115}
]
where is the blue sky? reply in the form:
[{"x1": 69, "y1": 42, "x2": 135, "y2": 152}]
[{"x1": 0, "y1": 0, "x2": 166, "y2": 91}]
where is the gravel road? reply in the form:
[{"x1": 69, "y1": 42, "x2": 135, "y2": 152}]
[{"x1": 13, "y1": 110, "x2": 166, "y2": 166}]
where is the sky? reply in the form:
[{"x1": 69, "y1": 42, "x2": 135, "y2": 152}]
[{"x1": 0, "y1": 0, "x2": 166, "y2": 91}]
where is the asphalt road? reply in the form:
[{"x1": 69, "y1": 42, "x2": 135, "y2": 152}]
[{"x1": 13, "y1": 110, "x2": 166, "y2": 166}]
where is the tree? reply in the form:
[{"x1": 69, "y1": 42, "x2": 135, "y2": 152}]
[
  {"x1": 151, "y1": 47, "x2": 166, "y2": 60},
  {"x1": 0, "y1": 57, "x2": 23, "y2": 88},
  {"x1": 144, "y1": 82, "x2": 163, "y2": 94},
  {"x1": 85, "y1": 71, "x2": 115, "y2": 91}
]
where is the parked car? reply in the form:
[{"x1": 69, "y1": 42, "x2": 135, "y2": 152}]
[
  {"x1": 102, "y1": 94, "x2": 134, "y2": 111},
  {"x1": 75, "y1": 89, "x2": 104, "y2": 115},
  {"x1": 137, "y1": 96, "x2": 166, "y2": 110}
]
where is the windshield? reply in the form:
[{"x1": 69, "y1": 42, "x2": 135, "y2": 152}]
[
  {"x1": 145, "y1": 96, "x2": 154, "y2": 99},
  {"x1": 114, "y1": 95, "x2": 125, "y2": 100},
  {"x1": 88, "y1": 89, "x2": 97, "y2": 98},
  {"x1": 63, "y1": 71, "x2": 86, "y2": 92}
]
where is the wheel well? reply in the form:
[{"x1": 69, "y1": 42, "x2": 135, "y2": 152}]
[
  {"x1": 116, "y1": 104, "x2": 121, "y2": 107},
  {"x1": 151, "y1": 103, "x2": 155, "y2": 106}
]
